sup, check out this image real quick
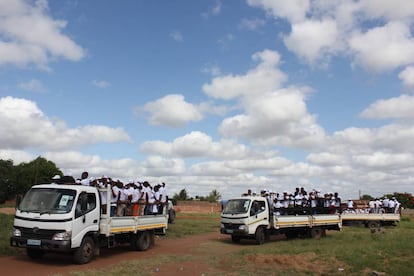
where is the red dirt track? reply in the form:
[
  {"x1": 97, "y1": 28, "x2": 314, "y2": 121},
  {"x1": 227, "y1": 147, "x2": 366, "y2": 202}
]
[{"x1": 1, "y1": 231, "x2": 231, "y2": 276}]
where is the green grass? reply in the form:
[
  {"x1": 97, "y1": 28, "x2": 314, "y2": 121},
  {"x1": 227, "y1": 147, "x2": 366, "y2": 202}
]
[
  {"x1": 163, "y1": 212, "x2": 220, "y2": 238},
  {"x1": 224, "y1": 220, "x2": 414, "y2": 275},
  {"x1": 0, "y1": 214, "x2": 23, "y2": 256}
]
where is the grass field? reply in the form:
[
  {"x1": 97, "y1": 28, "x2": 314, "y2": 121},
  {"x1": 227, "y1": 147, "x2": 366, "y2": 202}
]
[{"x1": 1, "y1": 211, "x2": 413, "y2": 275}]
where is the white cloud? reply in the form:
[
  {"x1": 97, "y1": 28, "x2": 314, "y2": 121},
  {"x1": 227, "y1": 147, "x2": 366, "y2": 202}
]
[
  {"x1": 140, "y1": 155, "x2": 186, "y2": 176},
  {"x1": 248, "y1": 0, "x2": 414, "y2": 73},
  {"x1": 0, "y1": 149, "x2": 34, "y2": 164},
  {"x1": 399, "y1": 66, "x2": 414, "y2": 90},
  {"x1": 359, "y1": 0, "x2": 414, "y2": 21},
  {"x1": 203, "y1": 49, "x2": 287, "y2": 99},
  {"x1": 142, "y1": 94, "x2": 203, "y2": 128},
  {"x1": 219, "y1": 87, "x2": 325, "y2": 148},
  {"x1": 92, "y1": 80, "x2": 111, "y2": 88},
  {"x1": 283, "y1": 19, "x2": 339, "y2": 64},
  {"x1": 169, "y1": 31, "x2": 183, "y2": 42},
  {"x1": 349, "y1": 21, "x2": 414, "y2": 72},
  {"x1": 18, "y1": 78, "x2": 46, "y2": 93},
  {"x1": 361, "y1": 95, "x2": 414, "y2": 120},
  {"x1": 140, "y1": 131, "x2": 252, "y2": 159},
  {"x1": 0, "y1": 96, "x2": 132, "y2": 151},
  {"x1": 247, "y1": 0, "x2": 309, "y2": 23},
  {"x1": 0, "y1": 0, "x2": 85, "y2": 69}
]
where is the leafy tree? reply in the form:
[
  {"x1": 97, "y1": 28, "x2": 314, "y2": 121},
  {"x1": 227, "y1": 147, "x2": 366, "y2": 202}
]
[
  {"x1": 360, "y1": 194, "x2": 374, "y2": 200},
  {"x1": 15, "y1": 157, "x2": 57, "y2": 194},
  {"x1": 206, "y1": 189, "x2": 221, "y2": 203},
  {"x1": 172, "y1": 188, "x2": 189, "y2": 204},
  {"x1": 0, "y1": 159, "x2": 15, "y2": 203}
]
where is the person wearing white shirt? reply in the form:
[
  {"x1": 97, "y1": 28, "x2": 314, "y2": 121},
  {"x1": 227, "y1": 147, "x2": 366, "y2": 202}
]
[
  {"x1": 80, "y1": 171, "x2": 90, "y2": 186},
  {"x1": 110, "y1": 180, "x2": 120, "y2": 217},
  {"x1": 116, "y1": 182, "x2": 129, "y2": 216}
]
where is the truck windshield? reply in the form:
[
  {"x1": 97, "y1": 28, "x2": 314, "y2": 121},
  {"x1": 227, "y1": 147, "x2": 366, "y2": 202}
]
[
  {"x1": 19, "y1": 188, "x2": 76, "y2": 214},
  {"x1": 222, "y1": 199, "x2": 250, "y2": 214}
]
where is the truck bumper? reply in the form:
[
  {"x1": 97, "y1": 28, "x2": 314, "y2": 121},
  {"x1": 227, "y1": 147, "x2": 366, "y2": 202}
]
[{"x1": 10, "y1": 237, "x2": 71, "y2": 252}]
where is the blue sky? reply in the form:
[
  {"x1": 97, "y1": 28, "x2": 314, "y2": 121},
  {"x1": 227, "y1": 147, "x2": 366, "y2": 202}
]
[{"x1": 1, "y1": 0, "x2": 414, "y2": 199}]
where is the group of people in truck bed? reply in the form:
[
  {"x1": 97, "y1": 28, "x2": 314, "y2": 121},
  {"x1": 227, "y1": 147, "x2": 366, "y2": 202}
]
[
  {"x1": 242, "y1": 187, "x2": 401, "y2": 215},
  {"x1": 242, "y1": 187, "x2": 342, "y2": 215},
  {"x1": 51, "y1": 171, "x2": 168, "y2": 217}
]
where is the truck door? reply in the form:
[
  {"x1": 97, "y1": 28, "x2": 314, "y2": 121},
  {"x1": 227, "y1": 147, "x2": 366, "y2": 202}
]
[
  {"x1": 248, "y1": 200, "x2": 268, "y2": 234},
  {"x1": 72, "y1": 191, "x2": 100, "y2": 248}
]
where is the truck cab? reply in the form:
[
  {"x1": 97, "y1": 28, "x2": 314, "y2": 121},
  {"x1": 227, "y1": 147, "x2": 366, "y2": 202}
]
[
  {"x1": 10, "y1": 184, "x2": 101, "y2": 262},
  {"x1": 11, "y1": 183, "x2": 168, "y2": 264},
  {"x1": 220, "y1": 196, "x2": 270, "y2": 244},
  {"x1": 220, "y1": 196, "x2": 342, "y2": 244}
]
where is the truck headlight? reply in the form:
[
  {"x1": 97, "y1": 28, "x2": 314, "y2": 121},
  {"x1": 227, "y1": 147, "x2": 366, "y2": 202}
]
[
  {"x1": 220, "y1": 223, "x2": 225, "y2": 229},
  {"x1": 12, "y1": 227, "x2": 21, "y2": 237},
  {"x1": 238, "y1": 225, "x2": 247, "y2": 231},
  {"x1": 52, "y1": 231, "x2": 72, "y2": 241}
]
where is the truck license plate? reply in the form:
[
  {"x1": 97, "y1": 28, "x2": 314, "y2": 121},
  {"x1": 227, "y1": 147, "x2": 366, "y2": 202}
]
[
  {"x1": 226, "y1": 229, "x2": 233, "y2": 234},
  {"x1": 27, "y1": 239, "x2": 41, "y2": 246}
]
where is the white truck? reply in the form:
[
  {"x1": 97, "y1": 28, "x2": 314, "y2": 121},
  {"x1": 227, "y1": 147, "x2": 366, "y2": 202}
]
[
  {"x1": 10, "y1": 184, "x2": 168, "y2": 264},
  {"x1": 341, "y1": 212, "x2": 400, "y2": 229},
  {"x1": 220, "y1": 196, "x2": 341, "y2": 244}
]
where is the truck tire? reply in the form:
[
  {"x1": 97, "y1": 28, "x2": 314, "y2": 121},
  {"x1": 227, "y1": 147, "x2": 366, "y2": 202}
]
[
  {"x1": 136, "y1": 231, "x2": 151, "y2": 251},
  {"x1": 27, "y1": 248, "x2": 44, "y2": 260},
  {"x1": 168, "y1": 209, "x2": 176, "y2": 224},
  {"x1": 310, "y1": 227, "x2": 323, "y2": 239},
  {"x1": 73, "y1": 236, "x2": 95, "y2": 264},
  {"x1": 367, "y1": 220, "x2": 380, "y2": 230},
  {"x1": 285, "y1": 230, "x2": 298, "y2": 240},
  {"x1": 255, "y1": 227, "x2": 265, "y2": 245},
  {"x1": 231, "y1": 235, "x2": 241, "y2": 243}
]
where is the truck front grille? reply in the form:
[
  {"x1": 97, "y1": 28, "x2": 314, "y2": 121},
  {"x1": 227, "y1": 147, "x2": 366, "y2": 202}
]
[{"x1": 18, "y1": 227, "x2": 62, "y2": 240}]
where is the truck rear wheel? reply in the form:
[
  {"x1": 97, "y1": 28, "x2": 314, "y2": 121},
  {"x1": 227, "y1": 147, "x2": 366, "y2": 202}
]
[
  {"x1": 73, "y1": 236, "x2": 95, "y2": 264},
  {"x1": 27, "y1": 248, "x2": 44, "y2": 260},
  {"x1": 255, "y1": 227, "x2": 265, "y2": 245},
  {"x1": 367, "y1": 220, "x2": 380, "y2": 229},
  {"x1": 136, "y1": 231, "x2": 152, "y2": 251},
  {"x1": 310, "y1": 227, "x2": 323, "y2": 239}
]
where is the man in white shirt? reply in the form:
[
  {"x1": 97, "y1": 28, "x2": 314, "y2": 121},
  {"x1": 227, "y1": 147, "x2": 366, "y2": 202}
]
[
  {"x1": 116, "y1": 181, "x2": 129, "y2": 216},
  {"x1": 80, "y1": 171, "x2": 90, "y2": 186}
]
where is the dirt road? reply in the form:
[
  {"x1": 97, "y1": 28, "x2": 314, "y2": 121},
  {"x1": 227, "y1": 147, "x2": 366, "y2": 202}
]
[{"x1": 0, "y1": 231, "x2": 239, "y2": 276}]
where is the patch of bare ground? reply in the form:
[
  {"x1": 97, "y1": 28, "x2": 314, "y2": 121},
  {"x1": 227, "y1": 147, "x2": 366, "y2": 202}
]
[{"x1": 242, "y1": 252, "x2": 347, "y2": 275}]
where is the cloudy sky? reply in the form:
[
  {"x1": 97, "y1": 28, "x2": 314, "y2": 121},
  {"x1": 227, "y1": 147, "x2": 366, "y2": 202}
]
[{"x1": 1, "y1": 0, "x2": 414, "y2": 199}]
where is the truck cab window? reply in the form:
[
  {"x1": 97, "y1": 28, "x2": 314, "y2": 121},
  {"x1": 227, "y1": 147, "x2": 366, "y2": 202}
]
[
  {"x1": 75, "y1": 192, "x2": 96, "y2": 218},
  {"x1": 250, "y1": 200, "x2": 266, "y2": 216}
]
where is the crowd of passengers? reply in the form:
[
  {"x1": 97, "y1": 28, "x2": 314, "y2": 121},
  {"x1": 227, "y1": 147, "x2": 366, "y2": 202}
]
[
  {"x1": 241, "y1": 187, "x2": 401, "y2": 215},
  {"x1": 242, "y1": 187, "x2": 400, "y2": 216},
  {"x1": 242, "y1": 187, "x2": 342, "y2": 215},
  {"x1": 343, "y1": 197, "x2": 401, "y2": 214},
  {"x1": 51, "y1": 171, "x2": 168, "y2": 217}
]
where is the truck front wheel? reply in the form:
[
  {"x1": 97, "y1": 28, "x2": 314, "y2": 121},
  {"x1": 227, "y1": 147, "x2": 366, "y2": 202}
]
[
  {"x1": 27, "y1": 248, "x2": 44, "y2": 260},
  {"x1": 73, "y1": 236, "x2": 95, "y2": 264},
  {"x1": 255, "y1": 227, "x2": 265, "y2": 245}
]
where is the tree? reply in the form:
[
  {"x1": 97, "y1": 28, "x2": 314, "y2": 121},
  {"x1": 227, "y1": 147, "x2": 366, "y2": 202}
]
[
  {"x1": 360, "y1": 194, "x2": 374, "y2": 200},
  {"x1": 206, "y1": 189, "x2": 221, "y2": 203},
  {"x1": 14, "y1": 157, "x2": 61, "y2": 194},
  {"x1": 0, "y1": 159, "x2": 15, "y2": 203},
  {"x1": 172, "y1": 188, "x2": 189, "y2": 204}
]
